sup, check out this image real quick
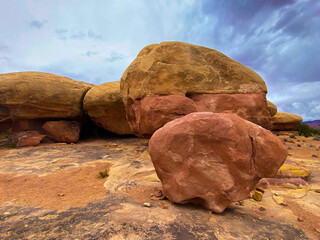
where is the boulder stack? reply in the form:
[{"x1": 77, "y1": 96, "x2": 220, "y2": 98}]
[
  {"x1": 0, "y1": 71, "x2": 93, "y2": 143},
  {"x1": 148, "y1": 112, "x2": 288, "y2": 213},
  {"x1": 121, "y1": 41, "x2": 272, "y2": 137}
]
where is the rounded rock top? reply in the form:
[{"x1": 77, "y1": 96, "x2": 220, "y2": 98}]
[{"x1": 120, "y1": 41, "x2": 268, "y2": 104}]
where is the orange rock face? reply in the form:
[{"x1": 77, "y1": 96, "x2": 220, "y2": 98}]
[
  {"x1": 42, "y1": 120, "x2": 81, "y2": 143},
  {"x1": 148, "y1": 112, "x2": 287, "y2": 213},
  {"x1": 126, "y1": 93, "x2": 272, "y2": 137},
  {"x1": 126, "y1": 95, "x2": 197, "y2": 137},
  {"x1": 191, "y1": 93, "x2": 272, "y2": 129}
]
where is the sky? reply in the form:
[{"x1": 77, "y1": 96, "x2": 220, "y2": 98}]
[{"x1": 0, "y1": 0, "x2": 319, "y2": 120}]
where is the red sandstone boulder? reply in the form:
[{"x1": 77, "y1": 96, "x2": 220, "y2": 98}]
[
  {"x1": 127, "y1": 95, "x2": 198, "y2": 137},
  {"x1": 42, "y1": 120, "x2": 81, "y2": 143},
  {"x1": 148, "y1": 112, "x2": 287, "y2": 213},
  {"x1": 191, "y1": 93, "x2": 271, "y2": 129},
  {"x1": 11, "y1": 131, "x2": 46, "y2": 147}
]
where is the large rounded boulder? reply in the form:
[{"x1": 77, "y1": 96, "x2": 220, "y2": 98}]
[
  {"x1": 149, "y1": 112, "x2": 287, "y2": 213},
  {"x1": 83, "y1": 81, "x2": 131, "y2": 135},
  {"x1": 121, "y1": 42, "x2": 271, "y2": 137},
  {"x1": 271, "y1": 112, "x2": 303, "y2": 130},
  {"x1": 0, "y1": 71, "x2": 93, "y2": 119}
]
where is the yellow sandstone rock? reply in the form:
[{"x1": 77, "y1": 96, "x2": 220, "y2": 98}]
[
  {"x1": 252, "y1": 190, "x2": 263, "y2": 201},
  {"x1": 83, "y1": 81, "x2": 131, "y2": 135},
  {"x1": 120, "y1": 41, "x2": 268, "y2": 105}
]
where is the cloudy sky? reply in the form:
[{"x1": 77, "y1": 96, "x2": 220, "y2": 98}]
[{"x1": 0, "y1": 0, "x2": 319, "y2": 120}]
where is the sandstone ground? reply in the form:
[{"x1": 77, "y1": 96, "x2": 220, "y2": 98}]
[{"x1": 0, "y1": 133, "x2": 319, "y2": 239}]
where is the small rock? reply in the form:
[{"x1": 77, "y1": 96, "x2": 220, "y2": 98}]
[
  {"x1": 57, "y1": 193, "x2": 65, "y2": 197},
  {"x1": 256, "y1": 187, "x2": 265, "y2": 193},
  {"x1": 312, "y1": 154, "x2": 318, "y2": 158},
  {"x1": 283, "y1": 138, "x2": 288, "y2": 142},
  {"x1": 287, "y1": 146, "x2": 292, "y2": 150},
  {"x1": 313, "y1": 135, "x2": 320, "y2": 141},
  {"x1": 297, "y1": 144, "x2": 301, "y2": 147},
  {"x1": 259, "y1": 207, "x2": 266, "y2": 211},
  {"x1": 143, "y1": 202, "x2": 151, "y2": 207},
  {"x1": 159, "y1": 202, "x2": 168, "y2": 209},
  {"x1": 315, "y1": 227, "x2": 320, "y2": 233},
  {"x1": 235, "y1": 200, "x2": 244, "y2": 206},
  {"x1": 289, "y1": 135, "x2": 296, "y2": 139},
  {"x1": 153, "y1": 190, "x2": 163, "y2": 198},
  {"x1": 252, "y1": 190, "x2": 263, "y2": 201},
  {"x1": 4, "y1": 212, "x2": 11, "y2": 215},
  {"x1": 258, "y1": 217, "x2": 263, "y2": 220},
  {"x1": 308, "y1": 144, "x2": 315, "y2": 147},
  {"x1": 297, "y1": 217, "x2": 304, "y2": 222}
]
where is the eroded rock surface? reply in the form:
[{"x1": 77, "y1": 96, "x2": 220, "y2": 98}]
[
  {"x1": 127, "y1": 95, "x2": 197, "y2": 137},
  {"x1": 120, "y1": 41, "x2": 267, "y2": 104},
  {"x1": 149, "y1": 112, "x2": 287, "y2": 213}
]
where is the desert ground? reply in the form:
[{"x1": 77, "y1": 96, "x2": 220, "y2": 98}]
[{"x1": 0, "y1": 132, "x2": 319, "y2": 240}]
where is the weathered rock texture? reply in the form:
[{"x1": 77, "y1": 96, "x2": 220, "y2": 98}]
[
  {"x1": 191, "y1": 93, "x2": 271, "y2": 129},
  {"x1": 83, "y1": 81, "x2": 131, "y2": 135},
  {"x1": 267, "y1": 100, "x2": 277, "y2": 117},
  {"x1": 121, "y1": 42, "x2": 272, "y2": 136},
  {"x1": 126, "y1": 95, "x2": 197, "y2": 137},
  {"x1": 121, "y1": 41, "x2": 267, "y2": 104},
  {"x1": 42, "y1": 120, "x2": 81, "y2": 143},
  {"x1": 0, "y1": 71, "x2": 93, "y2": 119},
  {"x1": 271, "y1": 112, "x2": 303, "y2": 130},
  {"x1": 149, "y1": 112, "x2": 287, "y2": 213}
]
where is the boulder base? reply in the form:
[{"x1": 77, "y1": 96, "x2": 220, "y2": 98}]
[
  {"x1": 126, "y1": 95, "x2": 197, "y2": 137},
  {"x1": 149, "y1": 112, "x2": 287, "y2": 213},
  {"x1": 126, "y1": 93, "x2": 272, "y2": 137},
  {"x1": 42, "y1": 120, "x2": 81, "y2": 143}
]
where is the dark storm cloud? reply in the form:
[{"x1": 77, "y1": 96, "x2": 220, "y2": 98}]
[{"x1": 30, "y1": 20, "x2": 45, "y2": 29}]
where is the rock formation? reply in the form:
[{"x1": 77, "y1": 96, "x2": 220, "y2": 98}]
[
  {"x1": 83, "y1": 81, "x2": 131, "y2": 135},
  {"x1": 0, "y1": 71, "x2": 93, "y2": 143},
  {"x1": 121, "y1": 41, "x2": 272, "y2": 137},
  {"x1": 271, "y1": 112, "x2": 303, "y2": 130},
  {"x1": 267, "y1": 100, "x2": 277, "y2": 117},
  {"x1": 42, "y1": 120, "x2": 81, "y2": 143},
  {"x1": 148, "y1": 112, "x2": 287, "y2": 213},
  {"x1": 0, "y1": 71, "x2": 93, "y2": 119}
]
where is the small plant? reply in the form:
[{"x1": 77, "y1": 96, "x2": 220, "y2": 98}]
[
  {"x1": 297, "y1": 123, "x2": 320, "y2": 137},
  {"x1": 97, "y1": 169, "x2": 109, "y2": 179}
]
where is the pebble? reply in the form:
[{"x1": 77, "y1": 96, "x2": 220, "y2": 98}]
[
  {"x1": 297, "y1": 217, "x2": 304, "y2": 222},
  {"x1": 259, "y1": 207, "x2": 266, "y2": 211},
  {"x1": 252, "y1": 190, "x2": 263, "y2": 201},
  {"x1": 143, "y1": 202, "x2": 151, "y2": 207},
  {"x1": 57, "y1": 193, "x2": 65, "y2": 197},
  {"x1": 159, "y1": 202, "x2": 168, "y2": 209}
]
